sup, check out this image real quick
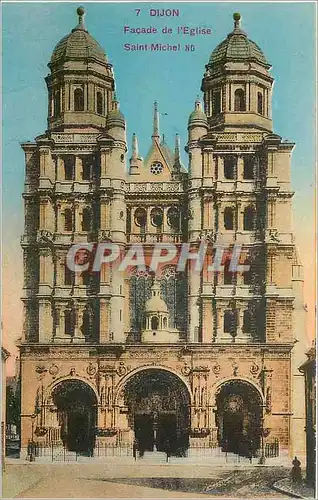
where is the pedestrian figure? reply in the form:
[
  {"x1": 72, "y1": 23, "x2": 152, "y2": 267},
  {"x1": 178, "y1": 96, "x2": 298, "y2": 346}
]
[
  {"x1": 291, "y1": 456, "x2": 302, "y2": 484},
  {"x1": 164, "y1": 439, "x2": 171, "y2": 463},
  {"x1": 133, "y1": 438, "x2": 138, "y2": 460}
]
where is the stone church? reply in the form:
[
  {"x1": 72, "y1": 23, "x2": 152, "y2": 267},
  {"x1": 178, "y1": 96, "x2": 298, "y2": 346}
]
[{"x1": 19, "y1": 8, "x2": 307, "y2": 462}]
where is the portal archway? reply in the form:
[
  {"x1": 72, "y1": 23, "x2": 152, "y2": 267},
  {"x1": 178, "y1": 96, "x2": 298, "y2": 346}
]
[
  {"x1": 51, "y1": 379, "x2": 97, "y2": 454},
  {"x1": 123, "y1": 369, "x2": 190, "y2": 456},
  {"x1": 215, "y1": 379, "x2": 262, "y2": 457}
]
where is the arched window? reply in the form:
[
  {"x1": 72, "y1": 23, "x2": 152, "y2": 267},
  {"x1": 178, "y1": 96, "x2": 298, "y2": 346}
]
[
  {"x1": 224, "y1": 207, "x2": 234, "y2": 230},
  {"x1": 64, "y1": 310, "x2": 74, "y2": 335},
  {"x1": 82, "y1": 208, "x2": 91, "y2": 232},
  {"x1": 64, "y1": 208, "x2": 73, "y2": 232},
  {"x1": 243, "y1": 310, "x2": 251, "y2": 333},
  {"x1": 151, "y1": 316, "x2": 159, "y2": 330},
  {"x1": 96, "y1": 91, "x2": 103, "y2": 115},
  {"x1": 64, "y1": 157, "x2": 74, "y2": 180},
  {"x1": 224, "y1": 310, "x2": 237, "y2": 334},
  {"x1": 74, "y1": 88, "x2": 84, "y2": 111},
  {"x1": 243, "y1": 156, "x2": 254, "y2": 180},
  {"x1": 243, "y1": 206, "x2": 255, "y2": 231},
  {"x1": 129, "y1": 268, "x2": 154, "y2": 332},
  {"x1": 167, "y1": 206, "x2": 180, "y2": 231},
  {"x1": 134, "y1": 207, "x2": 147, "y2": 234},
  {"x1": 257, "y1": 92, "x2": 263, "y2": 115},
  {"x1": 64, "y1": 263, "x2": 73, "y2": 285},
  {"x1": 150, "y1": 207, "x2": 163, "y2": 230},
  {"x1": 234, "y1": 89, "x2": 246, "y2": 111},
  {"x1": 224, "y1": 157, "x2": 235, "y2": 179},
  {"x1": 163, "y1": 317, "x2": 167, "y2": 329},
  {"x1": 54, "y1": 91, "x2": 60, "y2": 117},
  {"x1": 161, "y1": 266, "x2": 187, "y2": 332}
]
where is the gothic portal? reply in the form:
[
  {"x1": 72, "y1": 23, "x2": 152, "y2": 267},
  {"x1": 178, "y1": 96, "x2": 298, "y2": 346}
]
[{"x1": 19, "y1": 9, "x2": 307, "y2": 462}]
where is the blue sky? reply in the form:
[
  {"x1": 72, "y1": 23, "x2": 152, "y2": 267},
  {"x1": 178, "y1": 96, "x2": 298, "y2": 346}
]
[{"x1": 2, "y1": 2, "x2": 316, "y2": 363}]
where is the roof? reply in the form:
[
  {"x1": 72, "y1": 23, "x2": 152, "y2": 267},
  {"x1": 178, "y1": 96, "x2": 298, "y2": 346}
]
[
  {"x1": 50, "y1": 8, "x2": 107, "y2": 66},
  {"x1": 209, "y1": 13, "x2": 270, "y2": 69},
  {"x1": 145, "y1": 296, "x2": 168, "y2": 314}
]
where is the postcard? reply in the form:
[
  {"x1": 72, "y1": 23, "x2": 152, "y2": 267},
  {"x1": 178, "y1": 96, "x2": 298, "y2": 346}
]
[{"x1": 1, "y1": 1, "x2": 316, "y2": 498}]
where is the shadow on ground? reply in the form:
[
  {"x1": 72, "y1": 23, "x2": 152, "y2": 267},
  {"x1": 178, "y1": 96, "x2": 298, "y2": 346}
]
[{"x1": 81, "y1": 467, "x2": 290, "y2": 497}]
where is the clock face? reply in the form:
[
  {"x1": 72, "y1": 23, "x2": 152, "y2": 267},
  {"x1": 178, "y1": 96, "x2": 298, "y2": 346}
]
[{"x1": 150, "y1": 161, "x2": 163, "y2": 175}]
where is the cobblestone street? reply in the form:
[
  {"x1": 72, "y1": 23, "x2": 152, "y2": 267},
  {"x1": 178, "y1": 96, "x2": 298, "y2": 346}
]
[{"x1": 3, "y1": 461, "x2": 293, "y2": 498}]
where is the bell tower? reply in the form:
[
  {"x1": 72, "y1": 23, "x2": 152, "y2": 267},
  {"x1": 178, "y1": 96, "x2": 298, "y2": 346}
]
[
  {"x1": 46, "y1": 6, "x2": 115, "y2": 132},
  {"x1": 201, "y1": 13, "x2": 273, "y2": 132}
]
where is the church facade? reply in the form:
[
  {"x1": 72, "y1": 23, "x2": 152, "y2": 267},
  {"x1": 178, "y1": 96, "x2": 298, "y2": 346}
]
[{"x1": 19, "y1": 8, "x2": 307, "y2": 462}]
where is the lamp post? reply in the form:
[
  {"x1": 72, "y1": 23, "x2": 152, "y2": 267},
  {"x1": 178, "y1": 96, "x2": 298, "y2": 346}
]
[
  {"x1": 259, "y1": 417, "x2": 271, "y2": 464},
  {"x1": 29, "y1": 413, "x2": 37, "y2": 462}
]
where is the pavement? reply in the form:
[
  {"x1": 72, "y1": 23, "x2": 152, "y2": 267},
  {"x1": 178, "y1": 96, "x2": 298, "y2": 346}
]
[{"x1": 2, "y1": 460, "x2": 295, "y2": 499}]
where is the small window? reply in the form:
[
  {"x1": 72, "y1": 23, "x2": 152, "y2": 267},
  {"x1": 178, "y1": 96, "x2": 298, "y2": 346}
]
[
  {"x1": 167, "y1": 207, "x2": 180, "y2": 231},
  {"x1": 119, "y1": 310, "x2": 122, "y2": 321},
  {"x1": 257, "y1": 92, "x2": 263, "y2": 115},
  {"x1": 223, "y1": 260, "x2": 232, "y2": 285},
  {"x1": 96, "y1": 91, "x2": 103, "y2": 115},
  {"x1": 243, "y1": 260, "x2": 252, "y2": 285},
  {"x1": 82, "y1": 270, "x2": 90, "y2": 286},
  {"x1": 243, "y1": 310, "x2": 251, "y2": 333},
  {"x1": 64, "y1": 208, "x2": 73, "y2": 232},
  {"x1": 224, "y1": 207, "x2": 234, "y2": 230},
  {"x1": 163, "y1": 317, "x2": 167, "y2": 329},
  {"x1": 64, "y1": 157, "x2": 74, "y2": 180},
  {"x1": 82, "y1": 310, "x2": 90, "y2": 337},
  {"x1": 64, "y1": 310, "x2": 74, "y2": 335},
  {"x1": 224, "y1": 157, "x2": 235, "y2": 179},
  {"x1": 224, "y1": 310, "x2": 236, "y2": 334},
  {"x1": 82, "y1": 208, "x2": 91, "y2": 232},
  {"x1": 150, "y1": 208, "x2": 163, "y2": 228},
  {"x1": 212, "y1": 90, "x2": 221, "y2": 115},
  {"x1": 134, "y1": 207, "x2": 147, "y2": 233},
  {"x1": 234, "y1": 89, "x2": 246, "y2": 112},
  {"x1": 243, "y1": 157, "x2": 254, "y2": 180},
  {"x1": 243, "y1": 206, "x2": 255, "y2": 231},
  {"x1": 151, "y1": 316, "x2": 159, "y2": 330},
  {"x1": 74, "y1": 88, "x2": 84, "y2": 111},
  {"x1": 64, "y1": 263, "x2": 73, "y2": 286},
  {"x1": 54, "y1": 91, "x2": 60, "y2": 117},
  {"x1": 82, "y1": 158, "x2": 91, "y2": 180}
]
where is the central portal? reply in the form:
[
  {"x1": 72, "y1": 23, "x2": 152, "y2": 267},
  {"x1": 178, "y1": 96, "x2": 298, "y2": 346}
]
[{"x1": 124, "y1": 369, "x2": 190, "y2": 456}]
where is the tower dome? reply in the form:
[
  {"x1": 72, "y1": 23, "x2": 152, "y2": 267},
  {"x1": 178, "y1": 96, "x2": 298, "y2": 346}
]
[
  {"x1": 209, "y1": 13, "x2": 270, "y2": 69},
  {"x1": 45, "y1": 7, "x2": 115, "y2": 132},
  {"x1": 145, "y1": 281, "x2": 168, "y2": 314},
  {"x1": 188, "y1": 98, "x2": 208, "y2": 127},
  {"x1": 201, "y1": 13, "x2": 273, "y2": 133},
  {"x1": 50, "y1": 7, "x2": 107, "y2": 67}
]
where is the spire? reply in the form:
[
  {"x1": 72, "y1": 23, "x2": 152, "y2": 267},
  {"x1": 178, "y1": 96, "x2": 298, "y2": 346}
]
[
  {"x1": 131, "y1": 133, "x2": 139, "y2": 160},
  {"x1": 152, "y1": 101, "x2": 160, "y2": 142},
  {"x1": 112, "y1": 92, "x2": 120, "y2": 111},
  {"x1": 73, "y1": 6, "x2": 86, "y2": 31},
  {"x1": 231, "y1": 12, "x2": 245, "y2": 35},
  {"x1": 233, "y1": 12, "x2": 241, "y2": 30},
  {"x1": 174, "y1": 133, "x2": 181, "y2": 169}
]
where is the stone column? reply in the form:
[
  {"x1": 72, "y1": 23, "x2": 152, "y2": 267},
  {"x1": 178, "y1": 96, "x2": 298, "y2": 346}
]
[
  {"x1": 38, "y1": 299, "x2": 53, "y2": 343},
  {"x1": 99, "y1": 298, "x2": 110, "y2": 343},
  {"x1": 75, "y1": 156, "x2": 82, "y2": 182}
]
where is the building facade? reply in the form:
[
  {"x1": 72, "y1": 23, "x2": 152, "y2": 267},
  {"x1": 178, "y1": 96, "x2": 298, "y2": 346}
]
[
  {"x1": 19, "y1": 9, "x2": 307, "y2": 461},
  {"x1": 299, "y1": 341, "x2": 316, "y2": 485}
]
